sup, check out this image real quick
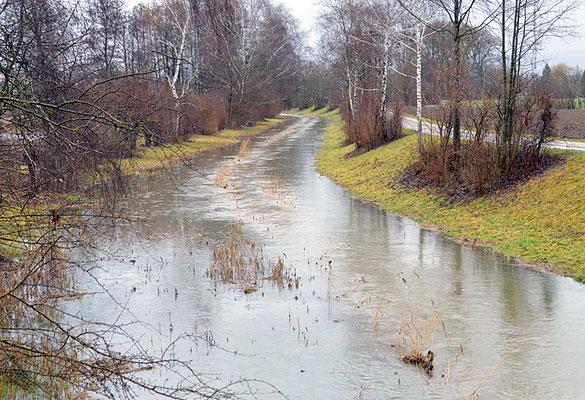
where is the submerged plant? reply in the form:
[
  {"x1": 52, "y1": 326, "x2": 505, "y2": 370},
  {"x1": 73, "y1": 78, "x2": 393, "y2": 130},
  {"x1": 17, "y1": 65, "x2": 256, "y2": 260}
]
[{"x1": 263, "y1": 171, "x2": 295, "y2": 206}]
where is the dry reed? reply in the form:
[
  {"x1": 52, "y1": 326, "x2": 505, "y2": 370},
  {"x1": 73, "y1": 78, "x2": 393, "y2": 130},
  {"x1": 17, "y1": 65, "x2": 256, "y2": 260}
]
[
  {"x1": 208, "y1": 222, "x2": 297, "y2": 288},
  {"x1": 214, "y1": 161, "x2": 233, "y2": 189},
  {"x1": 237, "y1": 138, "x2": 252, "y2": 158},
  {"x1": 393, "y1": 281, "x2": 454, "y2": 374}
]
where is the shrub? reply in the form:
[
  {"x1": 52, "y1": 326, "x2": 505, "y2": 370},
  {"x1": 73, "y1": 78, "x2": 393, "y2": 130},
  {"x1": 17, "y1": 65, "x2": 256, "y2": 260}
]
[
  {"x1": 186, "y1": 94, "x2": 227, "y2": 136},
  {"x1": 341, "y1": 91, "x2": 403, "y2": 150},
  {"x1": 526, "y1": 95, "x2": 557, "y2": 154}
]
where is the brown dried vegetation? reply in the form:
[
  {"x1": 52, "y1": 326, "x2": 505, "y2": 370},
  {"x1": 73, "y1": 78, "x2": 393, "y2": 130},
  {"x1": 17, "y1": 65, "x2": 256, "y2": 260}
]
[
  {"x1": 209, "y1": 222, "x2": 298, "y2": 289},
  {"x1": 263, "y1": 171, "x2": 296, "y2": 206},
  {"x1": 214, "y1": 161, "x2": 234, "y2": 189},
  {"x1": 342, "y1": 92, "x2": 403, "y2": 151}
]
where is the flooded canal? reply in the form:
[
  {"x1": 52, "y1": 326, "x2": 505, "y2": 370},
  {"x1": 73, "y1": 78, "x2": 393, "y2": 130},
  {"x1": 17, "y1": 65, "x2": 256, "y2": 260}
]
[{"x1": 72, "y1": 116, "x2": 585, "y2": 399}]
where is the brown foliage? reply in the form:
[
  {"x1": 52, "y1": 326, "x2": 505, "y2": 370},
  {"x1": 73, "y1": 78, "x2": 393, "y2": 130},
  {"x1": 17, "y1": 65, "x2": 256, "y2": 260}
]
[
  {"x1": 403, "y1": 141, "x2": 561, "y2": 202},
  {"x1": 229, "y1": 86, "x2": 282, "y2": 127},
  {"x1": 400, "y1": 92, "x2": 564, "y2": 201},
  {"x1": 342, "y1": 91, "x2": 403, "y2": 150},
  {"x1": 191, "y1": 94, "x2": 228, "y2": 135}
]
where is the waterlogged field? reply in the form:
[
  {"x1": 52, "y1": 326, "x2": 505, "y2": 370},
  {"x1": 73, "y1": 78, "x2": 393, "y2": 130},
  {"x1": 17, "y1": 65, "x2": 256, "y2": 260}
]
[
  {"x1": 555, "y1": 109, "x2": 585, "y2": 140},
  {"x1": 404, "y1": 105, "x2": 585, "y2": 140}
]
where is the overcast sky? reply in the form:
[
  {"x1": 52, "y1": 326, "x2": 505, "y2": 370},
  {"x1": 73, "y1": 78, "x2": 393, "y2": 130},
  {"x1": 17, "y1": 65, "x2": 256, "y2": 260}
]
[{"x1": 126, "y1": 0, "x2": 585, "y2": 68}]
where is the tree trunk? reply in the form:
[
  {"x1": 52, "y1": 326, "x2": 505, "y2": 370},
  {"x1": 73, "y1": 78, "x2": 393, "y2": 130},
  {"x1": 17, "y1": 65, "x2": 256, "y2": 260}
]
[
  {"x1": 452, "y1": 24, "x2": 462, "y2": 151},
  {"x1": 416, "y1": 0, "x2": 424, "y2": 152},
  {"x1": 380, "y1": 30, "x2": 390, "y2": 142}
]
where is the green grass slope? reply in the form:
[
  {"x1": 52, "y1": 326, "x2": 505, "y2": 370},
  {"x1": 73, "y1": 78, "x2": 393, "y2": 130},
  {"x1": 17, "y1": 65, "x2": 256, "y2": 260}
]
[{"x1": 314, "y1": 110, "x2": 585, "y2": 281}]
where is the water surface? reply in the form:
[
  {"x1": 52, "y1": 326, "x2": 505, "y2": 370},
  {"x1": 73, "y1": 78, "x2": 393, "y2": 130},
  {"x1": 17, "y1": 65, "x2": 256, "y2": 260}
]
[{"x1": 75, "y1": 116, "x2": 585, "y2": 399}]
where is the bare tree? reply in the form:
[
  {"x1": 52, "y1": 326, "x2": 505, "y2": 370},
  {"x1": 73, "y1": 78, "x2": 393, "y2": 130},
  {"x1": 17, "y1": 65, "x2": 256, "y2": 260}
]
[
  {"x1": 427, "y1": 0, "x2": 483, "y2": 151},
  {"x1": 151, "y1": 0, "x2": 199, "y2": 137},
  {"x1": 396, "y1": 0, "x2": 438, "y2": 151},
  {"x1": 86, "y1": 0, "x2": 126, "y2": 75},
  {"x1": 319, "y1": 0, "x2": 369, "y2": 123},
  {"x1": 487, "y1": 0, "x2": 580, "y2": 166}
]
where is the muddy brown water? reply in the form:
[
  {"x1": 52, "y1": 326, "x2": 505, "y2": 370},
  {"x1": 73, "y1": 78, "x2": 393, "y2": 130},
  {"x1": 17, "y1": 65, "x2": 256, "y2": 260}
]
[{"x1": 72, "y1": 116, "x2": 585, "y2": 399}]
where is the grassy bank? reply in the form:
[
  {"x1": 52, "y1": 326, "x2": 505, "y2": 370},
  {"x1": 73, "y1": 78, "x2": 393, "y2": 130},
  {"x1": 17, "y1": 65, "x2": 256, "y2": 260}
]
[
  {"x1": 122, "y1": 117, "x2": 288, "y2": 173},
  {"x1": 313, "y1": 109, "x2": 585, "y2": 281}
]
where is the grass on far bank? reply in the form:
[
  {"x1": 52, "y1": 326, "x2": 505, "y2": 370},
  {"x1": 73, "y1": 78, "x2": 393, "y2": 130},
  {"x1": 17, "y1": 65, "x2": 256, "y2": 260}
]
[
  {"x1": 122, "y1": 116, "x2": 288, "y2": 173},
  {"x1": 287, "y1": 107, "x2": 338, "y2": 117},
  {"x1": 311, "y1": 109, "x2": 585, "y2": 279}
]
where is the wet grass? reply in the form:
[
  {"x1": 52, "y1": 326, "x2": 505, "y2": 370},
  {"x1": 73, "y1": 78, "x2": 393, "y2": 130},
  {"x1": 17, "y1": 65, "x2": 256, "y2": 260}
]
[
  {"x1": 0, "y1": 247, "x2": 88, "y2": 399},
  {"x1": 122, "y1": 135, "x2": 238, "y2": 174},
  {"x1": 287, "y1": 107, "x2": 337, "y2": 117},
  {"x1": 0, "y1": 202, "x2": 60, "y2": 259},
  {"x1": 314, "y1": 109, "x2": 585, "y2": 279}
]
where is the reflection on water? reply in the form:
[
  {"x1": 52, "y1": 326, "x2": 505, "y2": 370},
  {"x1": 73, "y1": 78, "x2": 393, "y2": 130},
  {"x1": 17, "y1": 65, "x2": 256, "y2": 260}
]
[{"x1": 73, "y1": 116, "x2": 585, "y2": 399}]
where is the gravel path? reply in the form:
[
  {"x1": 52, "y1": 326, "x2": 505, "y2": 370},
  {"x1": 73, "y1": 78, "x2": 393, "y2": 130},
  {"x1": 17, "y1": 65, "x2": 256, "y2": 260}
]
[{"x1": 402, "y1": 116, "x2": 585, "y2": 152}]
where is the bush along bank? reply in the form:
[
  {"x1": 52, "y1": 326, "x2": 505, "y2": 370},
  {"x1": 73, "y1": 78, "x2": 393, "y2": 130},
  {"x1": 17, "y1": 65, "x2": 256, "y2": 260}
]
[{"x1": 312, "y1": 109, "x2": 585, "y2": 282}]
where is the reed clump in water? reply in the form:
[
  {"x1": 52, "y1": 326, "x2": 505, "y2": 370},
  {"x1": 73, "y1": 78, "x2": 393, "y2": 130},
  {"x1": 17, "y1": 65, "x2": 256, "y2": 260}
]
[
  {"x1": 237, "y1": 138, "x2": 252, "y2": 159},
  {"x1": 394, "y1": 311, "x2": 437, "y2": 374},
  {"x1": 208, "y1": 222, "x2": 297, "y2": 288},
  {"x1": 393, "y1": 280, "x2": 454, "y2": 375},
  {"x1": 214, "y1": 161, "x2": 233, "y2": 189}
]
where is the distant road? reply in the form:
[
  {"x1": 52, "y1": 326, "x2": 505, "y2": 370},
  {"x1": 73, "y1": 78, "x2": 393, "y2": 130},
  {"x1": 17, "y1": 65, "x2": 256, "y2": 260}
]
[{"x1": 402, "y1": 116, "x2": 585, "y2": 152}]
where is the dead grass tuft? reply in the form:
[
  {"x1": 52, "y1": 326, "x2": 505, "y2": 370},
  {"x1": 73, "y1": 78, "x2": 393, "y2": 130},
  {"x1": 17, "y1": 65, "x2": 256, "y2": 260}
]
[
  {"x1": 214, "y1": 161, "x2": 233, "y2": 189},
  {"x1": 208, "y1": 222, "x2": 297, "y2": 288},
  {"x1": 238, "y1": 138, "x2": 252, "y2": 158},
  {"x1": 394, "y1": 280, "x2": 454, "y2": 375}
]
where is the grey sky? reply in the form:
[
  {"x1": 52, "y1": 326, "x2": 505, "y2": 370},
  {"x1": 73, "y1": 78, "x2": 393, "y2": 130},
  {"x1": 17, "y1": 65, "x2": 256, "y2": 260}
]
[{"x1": 125, "y1": 0, "x2": 585, "y2": 68}]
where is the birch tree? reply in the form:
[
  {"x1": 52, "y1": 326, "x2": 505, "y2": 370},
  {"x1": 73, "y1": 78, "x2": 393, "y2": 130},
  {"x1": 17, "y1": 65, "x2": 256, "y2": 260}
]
[
  {"x1": 368, "y1": 0, "x2": 401, "y2": 141},
  {"x1": 155, "y1": 0, "x2": 199, "y2": 137},
  {"x1": 319, "y1": 0, "x2": 369, "y2": 123},
  {"x1": 396, "y1": 0, "x2": 437, "y2": 152}
]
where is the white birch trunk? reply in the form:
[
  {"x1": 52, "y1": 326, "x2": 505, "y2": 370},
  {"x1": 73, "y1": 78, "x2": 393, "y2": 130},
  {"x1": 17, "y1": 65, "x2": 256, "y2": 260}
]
[
  {"x1": 416, "y1": 0, "x2": 424, "y2": 152},
  {"x1": 380, "y1": 29, "x2": 390, "y2": 136}
]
